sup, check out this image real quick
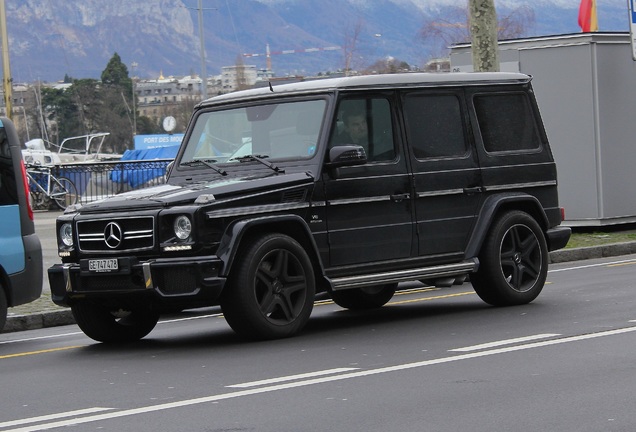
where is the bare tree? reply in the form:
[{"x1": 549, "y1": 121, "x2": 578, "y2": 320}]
[
  {"x1": 498, "y1": 6, "x2": 536, "y2": 39},
  {"x1": 420, "y1": 6, "x2": 471, "y2": 57},
  {"x1": 420, "y1": 5, "x2": 535, "y2": 60},
  {"x1": 343, "y1": 19, "x2": 365, "y2": 76}
]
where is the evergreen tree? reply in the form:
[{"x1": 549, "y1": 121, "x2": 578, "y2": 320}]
[
  {"x1": 42, "y1": 54, "x2": 136, "y2": 151},
  {"x1": 101, "y1": 52, "x2": 131, "y2": 90},
  {"x1": 99, "y1": 53, "x2": 134, "y2": 151}
]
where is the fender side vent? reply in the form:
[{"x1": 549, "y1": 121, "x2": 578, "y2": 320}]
[{"x1": 281, "y1": 189, "x2": 307, "y2": 203}]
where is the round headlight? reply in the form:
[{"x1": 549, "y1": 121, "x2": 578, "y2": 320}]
[
  {"x1": 60, "y1": 223, "x2": 73, "y2": 247},
  {"x1": 174, "y1": 215, "x2": 192, "y2": 240}
]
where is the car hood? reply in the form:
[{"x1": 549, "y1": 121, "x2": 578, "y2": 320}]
[{"x1": 77, "y1": 171, "x2": 315, "y2": 213}]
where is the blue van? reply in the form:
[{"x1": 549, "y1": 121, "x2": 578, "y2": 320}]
[{"x1": 0, "y1": 117, "x2": 42, "y2": 330}]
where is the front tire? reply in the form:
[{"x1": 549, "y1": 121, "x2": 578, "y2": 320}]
[
  {"x1": 71, "y1": 301, "x2": 159, "y2": 343},
  {"x1": 221, "y1": 233, "x2": 315, "y2": 340},
  {"x1": 471, "y1": 211, "x2": 548, "y2": 306},
  {"x1": 331, "y1": 283, "x2": 397, "y2": 310}
]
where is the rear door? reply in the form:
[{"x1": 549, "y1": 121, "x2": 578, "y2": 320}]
[
  {"x1": 467, "y1": 86, "x2": 557, "y2": 204},
  {"x1": 402, "y1": 89, "x2": 482, "y2": 260}
]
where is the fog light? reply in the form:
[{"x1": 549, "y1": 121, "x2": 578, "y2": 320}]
[{"x1": 163, "y1": 245, "x2": 193, "y2": 252}]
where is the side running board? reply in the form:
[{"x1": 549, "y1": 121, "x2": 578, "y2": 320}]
[{"x1": 328, "y1": 259, "x2": 479, "y2": 291}]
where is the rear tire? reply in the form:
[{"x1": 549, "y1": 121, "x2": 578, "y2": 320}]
[
  {"x1": 471, "y1": 211, "x2": 548, "y2": 306},
  {"x1": 331, "y1": 283, "x2": 397, "y2": 310},
  {"x1": 221, "y1": 233, "x2": 315, "y2": 340},
  {"x1": 71, "y1": 301, "x2": 159, "y2": 343}
]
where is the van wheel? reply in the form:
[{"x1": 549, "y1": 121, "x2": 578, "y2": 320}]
[
  {"x1": 331, "y1": 283, "x2": 397, "y2": 310},
  {"x1": 0, "y1": 287, "x2": 7, "y2": 331},
  {"x1": 71, "y1": 301, "x2": 159, "y2": 343},
  {"x1": 221, "y1": 233, "x2": 315, "y2": 340},
  {"x1": 472, "y1": 211, "x2": 548, "y2": 306}
]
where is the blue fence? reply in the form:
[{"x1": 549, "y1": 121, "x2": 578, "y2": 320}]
[{"x1": 51, "y1": 158, "x2": 174, "y2": 205}]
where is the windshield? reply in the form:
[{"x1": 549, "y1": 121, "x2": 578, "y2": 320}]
[{"x1": 181, "y1": 99, "x2": 326, "y2": 165}]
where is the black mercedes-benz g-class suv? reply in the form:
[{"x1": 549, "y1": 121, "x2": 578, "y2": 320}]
[{"x1": 48, "y1": 72, "x2": 570, "y2": 343}]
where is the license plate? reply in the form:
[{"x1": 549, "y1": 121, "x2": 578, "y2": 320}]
[{"x1": 88, "y1": 258, "x2": 119, "y2": 272}]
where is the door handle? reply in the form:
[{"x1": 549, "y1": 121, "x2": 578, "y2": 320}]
[
  {"x1": 390, "y1": 193, "x2": 411, "y2": 202},
  {"x1": 463, "y1": 186, "x2": 483, "y2": 195}
]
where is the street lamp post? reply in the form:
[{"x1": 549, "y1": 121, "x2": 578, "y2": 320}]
[
  {"x1": 198, "y1": 0, "x2": 208, "y2": 100},
  {"x1": 186, "y1": 1, "x2": 216, "y2": 100},
  {"x1": 131, "y1": 61, "x2": 138, "y2": 139},
  {"x1": 18, "y1": 105, "x2": 28, "y2": 141}
]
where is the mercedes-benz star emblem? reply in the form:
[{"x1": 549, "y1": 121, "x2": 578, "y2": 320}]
[{"x1": 104, "y1": 222, "x2": 123, "y2": 249}]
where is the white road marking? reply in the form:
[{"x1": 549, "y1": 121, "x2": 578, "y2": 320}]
[
  {"x1": 0, "y1": 332, "x2": 83, "y2": 345},
  {"x1": 0, "y1": 315, "x2": 222, "y2": 346},
  {"x1": 0, "y1": 408, "x2": 113, "y2": 428},
  {"x1": 449, "y1": 333, "x2": 561, "y2": 352},
  {"x1": 5, "y1": 325, "x2": 636, "y2": 432},
  {"x1": 158, "y1": 313, "x2": 222, "y2": 324},
  {"x1": 548, "y1": 258, "x2": 636, "y2": 273},
  {"x1": 226, "y1": 367, "x2": 360, "y2": 388}
]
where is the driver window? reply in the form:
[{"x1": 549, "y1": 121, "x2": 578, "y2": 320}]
[{"x1": 329, "y1": 97, "x2": 395, "y2": 162}]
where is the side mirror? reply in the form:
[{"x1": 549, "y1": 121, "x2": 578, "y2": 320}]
[{"x1": 325, "y1": 145, "x2": 367, "y2": 168}]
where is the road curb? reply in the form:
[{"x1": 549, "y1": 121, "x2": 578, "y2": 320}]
[
  {"x1": 4, "y1": 309, "x2": 75, "y2": 333},
  {"x1": 549, "y1": 241, "x2": 636, "y2": 263},
  {"x1": 4, "y1": 241, "x2": 636, "y2": 334}
]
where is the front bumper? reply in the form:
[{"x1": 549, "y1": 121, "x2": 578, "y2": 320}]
[{"x1": 48, "y1": 255, "x2": 226, "y2": 309}]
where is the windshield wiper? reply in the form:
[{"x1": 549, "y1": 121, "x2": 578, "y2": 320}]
[
  {"x1": 233, "y1": 154, "x2": 285, "y2": 173},
  {"x1": 180, "y1": 159, "x2": 227, "y2": 176}
]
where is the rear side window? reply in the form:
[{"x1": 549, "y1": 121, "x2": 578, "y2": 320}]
[
  {"x1": 473, "y1": 92, "x2": 541, "y2": 153},
  {"x1": 403, "y1": 94, "x2": 467, "y2": 159}
]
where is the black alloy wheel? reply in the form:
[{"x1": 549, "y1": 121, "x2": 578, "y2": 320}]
[
  {"x1": 221, "y1": 233, "x2": 315, "y2": 340},
  {"x1": 471, "y1": 211, "x2": 548, "y2": 306}
]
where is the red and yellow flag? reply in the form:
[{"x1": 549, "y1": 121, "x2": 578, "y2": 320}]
[{"x1": 578, "y1": 0, "x2": 598, "y2": 32}]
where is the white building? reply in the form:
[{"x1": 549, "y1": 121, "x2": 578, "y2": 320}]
[{"x1": 221, "y1": 65, "x2": 258, "y2": 93}]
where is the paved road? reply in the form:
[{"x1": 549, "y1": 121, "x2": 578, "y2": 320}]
[{"x1": 2, "y1": 255, "x2": 636, "y2": 431}]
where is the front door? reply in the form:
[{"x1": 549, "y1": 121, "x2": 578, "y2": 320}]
[{"x1": 322, "y1": 94, "x2": 413, "y2": 268}]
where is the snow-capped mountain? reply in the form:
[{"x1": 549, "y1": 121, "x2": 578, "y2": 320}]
[{"x1": 3, "y1": 0, "x2": 629, "y2": 82}]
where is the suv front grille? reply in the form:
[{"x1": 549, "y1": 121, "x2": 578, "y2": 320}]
[{"x1": 77, "y1": 216, "x2": 155, "y2": 253}]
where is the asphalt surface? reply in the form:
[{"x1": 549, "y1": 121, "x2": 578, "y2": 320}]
[{"x1": 4, "y1": 212, "x2": 636, "y2": 334}]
